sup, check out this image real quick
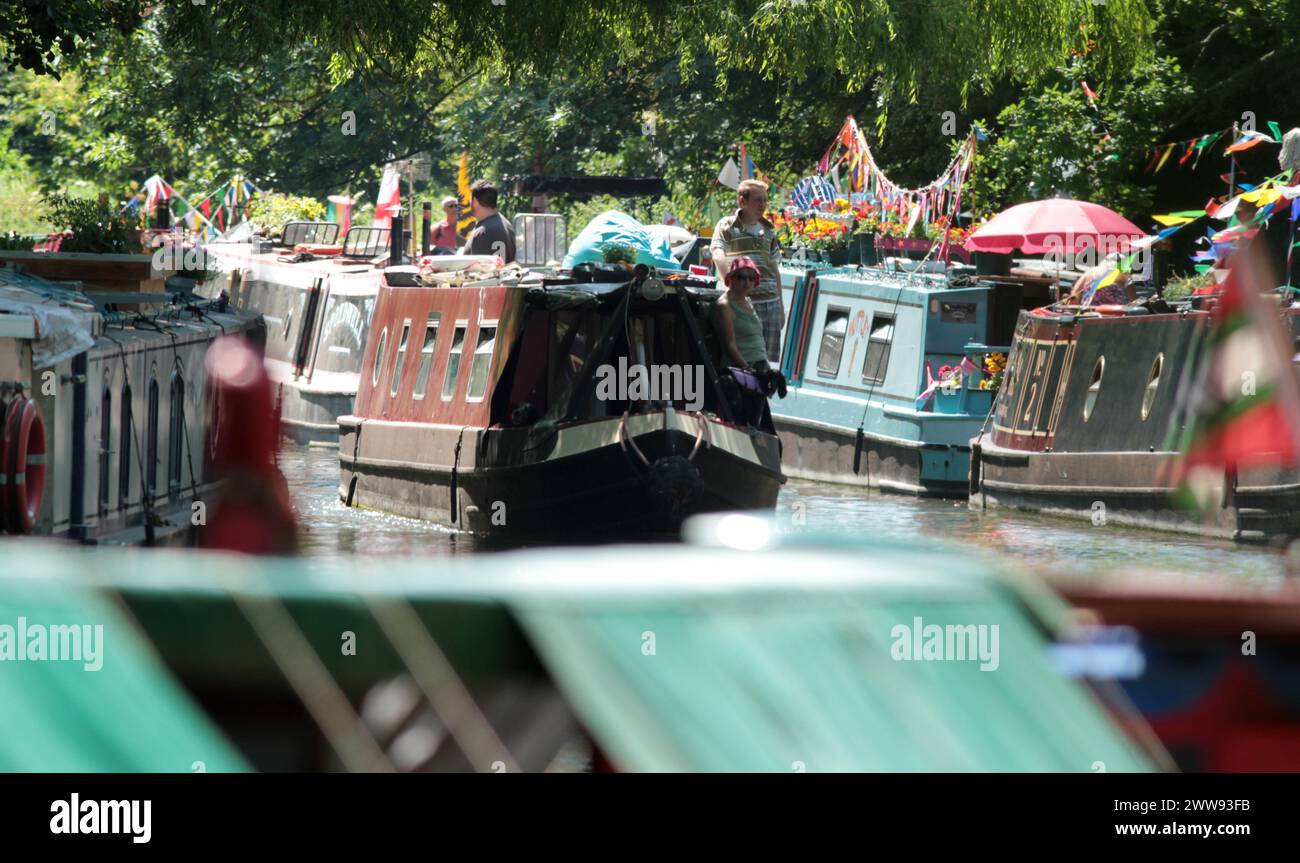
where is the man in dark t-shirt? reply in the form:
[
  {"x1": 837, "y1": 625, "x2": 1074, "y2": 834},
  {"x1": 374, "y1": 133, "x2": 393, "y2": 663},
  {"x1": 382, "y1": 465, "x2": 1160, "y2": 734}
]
[{"x1": 460, "y1": 180, "x2": 516, "y2": 263}]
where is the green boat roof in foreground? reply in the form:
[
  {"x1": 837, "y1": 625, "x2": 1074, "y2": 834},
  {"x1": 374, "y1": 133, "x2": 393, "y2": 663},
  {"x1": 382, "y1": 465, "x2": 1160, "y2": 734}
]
[{"x1": 0, "y1": 517, "x2": 1155, "y2": 772}]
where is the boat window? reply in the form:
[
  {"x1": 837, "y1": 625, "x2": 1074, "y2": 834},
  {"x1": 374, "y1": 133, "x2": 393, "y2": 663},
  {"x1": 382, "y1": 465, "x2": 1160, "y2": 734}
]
[
  {"x1": 442, "y1": 323, "x2": 468, "y2": 400},
  {"x1": 1141, "y1": 353, "x2": 1163, "y2": 421},
  {"x1": 146, "y1": 374, "x2": 160, "y2": 499},
  {"x1": 1083, "y1": 356, "x2": 1105, "y2": 422},
  {"x1": 283, "y1": 308, "x2": 293, "y2": 340},
  {"x1": 816, "y1": 308, "x2": 850, "y2": 376},
  {"x1": 168, "y1": 370, "x2": 185, "y2": 493},
  {"x1": 119, "y1": 383, "x2": 132, "y2": 509},
  {"x1": 315, "y1": 296, "x2": 373, "y2": 375},
  {"x1": 99, "y1": 382, "x2": 111, "y2": 516},
  {"x1": 390, "y1": 320, "x2": 412, "y2": 397},
  {"x1": 467, "y1": 324, "x2": 498, "y2": 401},
  {"x1": 412, "y1": 314, "x2": 441, "y2": 400},
  {"x1": 862, "y1": 314, "x2": 895, "y2": 385},
  {"x1": 372, "y1": 327, "x2": 388, "y2": 388}
]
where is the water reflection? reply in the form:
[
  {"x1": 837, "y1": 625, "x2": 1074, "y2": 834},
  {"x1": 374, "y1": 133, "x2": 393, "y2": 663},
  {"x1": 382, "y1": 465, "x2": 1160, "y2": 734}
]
[{"x1": 282, "y1": 442, "x2": 1285, "y2": 584}]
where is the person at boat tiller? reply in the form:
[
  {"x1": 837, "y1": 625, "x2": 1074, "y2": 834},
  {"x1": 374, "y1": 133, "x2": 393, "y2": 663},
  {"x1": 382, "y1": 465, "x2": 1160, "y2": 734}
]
[{"x1": 715, "y1": 256, "x2": 787, "y2": 424}]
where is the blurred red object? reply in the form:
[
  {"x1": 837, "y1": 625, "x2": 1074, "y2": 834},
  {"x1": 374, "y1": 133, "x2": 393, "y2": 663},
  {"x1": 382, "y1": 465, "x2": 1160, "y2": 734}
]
[
  {"x1": 200, "y1": 336, "x2": 298, "y2": 554},
  {"x1": 688, "y1": 264, "x2": 710, "y2": 276}
]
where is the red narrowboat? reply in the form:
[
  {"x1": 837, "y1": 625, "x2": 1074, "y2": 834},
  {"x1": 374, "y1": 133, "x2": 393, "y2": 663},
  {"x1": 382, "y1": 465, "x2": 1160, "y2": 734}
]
[{"x1": 339, "y1": 262, "x2": 785, "y2": 538}]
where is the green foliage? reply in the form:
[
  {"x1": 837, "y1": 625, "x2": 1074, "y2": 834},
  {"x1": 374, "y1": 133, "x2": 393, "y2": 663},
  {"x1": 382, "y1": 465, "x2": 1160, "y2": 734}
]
[
  {"x1": 1163, "y1": 270, "x2": 1213, "y2": 300},
  {"x1": 42, "y1": 191, "x2": 142, "y2": 253},
  {"x1": 602, "y1": 245, "x2": 637, "y2": 265},
  {"x1": 971, "y1": 54, "x2": 1195, "y2": 218},
  {"x1": 0, "y1": 0, "x2": 142, "y2": 75},
  {"x1": 246, "y1": 193, "x2": 326, "y2": 235}
]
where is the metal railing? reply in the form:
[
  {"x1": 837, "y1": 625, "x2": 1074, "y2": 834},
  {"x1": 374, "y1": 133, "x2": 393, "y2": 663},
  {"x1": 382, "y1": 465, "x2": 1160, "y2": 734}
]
[{"x1": 512, "y1": 213, "x2": 567, "y2": 266}]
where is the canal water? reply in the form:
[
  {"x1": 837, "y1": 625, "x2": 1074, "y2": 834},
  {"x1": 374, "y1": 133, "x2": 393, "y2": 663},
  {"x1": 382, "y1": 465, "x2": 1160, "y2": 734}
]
[{"x1": 281, "y1": 441, "x2": 1287, "y2": 584}]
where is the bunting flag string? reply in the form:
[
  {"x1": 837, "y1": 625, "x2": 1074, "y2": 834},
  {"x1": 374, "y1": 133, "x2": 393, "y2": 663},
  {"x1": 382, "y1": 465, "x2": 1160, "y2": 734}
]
[
  {"x1": 1143, "y1": 124, "x2": 1289, "y2": 174},
  {"x1": 808, "y1": 115, "x2": 976, "y2": 228}
]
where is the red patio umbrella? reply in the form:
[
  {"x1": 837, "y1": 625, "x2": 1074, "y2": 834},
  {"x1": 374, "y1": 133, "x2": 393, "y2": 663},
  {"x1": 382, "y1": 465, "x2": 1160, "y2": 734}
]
[{"x1": 964, "y1": 198, "x2": 1145, "y2": 254}]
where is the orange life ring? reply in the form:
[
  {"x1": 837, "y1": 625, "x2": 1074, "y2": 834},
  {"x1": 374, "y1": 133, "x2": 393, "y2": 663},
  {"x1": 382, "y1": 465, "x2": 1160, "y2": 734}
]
[{"x1": 3, "y1": 397, "x2": 47, "y2": 534}]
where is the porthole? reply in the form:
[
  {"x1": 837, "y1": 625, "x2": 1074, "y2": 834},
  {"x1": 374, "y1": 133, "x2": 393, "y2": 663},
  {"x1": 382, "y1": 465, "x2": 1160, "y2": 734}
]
[
  {"x1": 372, "y1": 327, "x2": 388, "y2": 388},
  {"x1": 1141, "y1": 353, "x2": 1163, "y2": 421},
  {"x1": 1083, "y1": 356, "x2": 1105, "y2": 422}
]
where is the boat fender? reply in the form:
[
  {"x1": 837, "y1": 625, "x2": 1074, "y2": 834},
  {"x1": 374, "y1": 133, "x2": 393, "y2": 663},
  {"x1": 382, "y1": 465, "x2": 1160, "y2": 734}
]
[
  {"x1": 1094, "y1": 304, "x2": 1127, "y2": 316},
  {"x1": 3, "y1": 396, "x2": 47, "y2": 534},
  {"x1": 647, "y1": 455, "x2": 702, "y2": 521},
  {"x1": 852, "y1": 428, "x2": 865, "y2": 475}
]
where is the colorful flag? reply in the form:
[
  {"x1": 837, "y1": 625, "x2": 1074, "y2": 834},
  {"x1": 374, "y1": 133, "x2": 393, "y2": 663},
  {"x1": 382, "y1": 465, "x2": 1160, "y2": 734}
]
[
  {"x1": 373, "y1": 161, "x2": 402, "y2": 229},
  {"x1": 1225, "y1": 129, "x2": 1274, "y2": 155},
  {"x1": 1164, "y1": 240, "x2": 1300, "y2": 510},
  {"x1": 456, "y1": 152, "x2": 475, "y2": 234}
]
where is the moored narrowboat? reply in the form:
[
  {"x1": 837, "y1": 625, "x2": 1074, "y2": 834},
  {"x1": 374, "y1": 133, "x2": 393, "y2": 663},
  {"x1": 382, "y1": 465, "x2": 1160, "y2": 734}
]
[
  {"x1": 338, "y1": 262, "x2": 785, "y2": 539},
  {"x1": 969, "y1": 302, "x2": 1300, "y2": 542},
  {"x1": 771, "y1": 261, "x2": 1052, "y2": 496},
  {"x1": 0, "y1": 265, "x2": 263, "y2": 544},
  {"x1": 205, "y1": 222, "x2": 391, "y2": 442}
]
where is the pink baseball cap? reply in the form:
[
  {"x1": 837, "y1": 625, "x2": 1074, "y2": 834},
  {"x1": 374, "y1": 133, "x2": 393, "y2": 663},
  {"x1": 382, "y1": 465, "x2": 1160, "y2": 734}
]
[{"x1": 724, "y1": 255, "x2": 761, "y2": 287}]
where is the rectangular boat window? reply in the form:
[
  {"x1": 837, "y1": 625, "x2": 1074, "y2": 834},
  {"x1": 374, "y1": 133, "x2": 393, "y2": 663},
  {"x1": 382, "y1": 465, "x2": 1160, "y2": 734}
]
[
  {"x1": 412, "y1": 314, "x2": 441, "y2": 400},
  {"x1": 390, "y1": 320, "x2": 412, "y2": 397},
  {"x1": 816, "y1": 308, "x2": 850, "y2": 377},
  {"x1": 442, "y1": 322, "x2": 468, "y2": 400},
  {"x1": 862, "y1": 314, "x2": 895, "y2": 385},
  {"x1": 466, "y1": 324, "x2": 498, "y2": 402}
]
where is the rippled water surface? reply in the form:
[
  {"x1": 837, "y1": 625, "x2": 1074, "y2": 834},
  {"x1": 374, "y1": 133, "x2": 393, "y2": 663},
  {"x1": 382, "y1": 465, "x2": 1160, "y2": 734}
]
[{"x1": 282, "y1": 441, "x2": 1286, "y2": 584}]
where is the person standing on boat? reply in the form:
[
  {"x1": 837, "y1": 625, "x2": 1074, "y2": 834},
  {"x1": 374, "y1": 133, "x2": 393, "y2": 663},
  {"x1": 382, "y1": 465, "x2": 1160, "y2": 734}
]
[
  {"x1": 716, "y1": 256, "x2": 785, "y2": 424},
  {"x1": 709, "y1": 179, "x2": 783, "y2": 363},
  {"x1": 431, "y1": 196, "x2": 464, "y2": 250},
  {"x1": 460, "y1": 180, "x2": 517, "y2": 263},
  {"x1": 716, "y1": 257, "x2": 771, "y2": 371}
]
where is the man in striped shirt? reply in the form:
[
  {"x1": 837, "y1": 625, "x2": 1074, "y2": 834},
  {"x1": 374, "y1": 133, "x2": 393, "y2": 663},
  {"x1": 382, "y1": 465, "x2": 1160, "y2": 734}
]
[{"x1": 709, "y1": 179, "x2": 784, "y2": 363}]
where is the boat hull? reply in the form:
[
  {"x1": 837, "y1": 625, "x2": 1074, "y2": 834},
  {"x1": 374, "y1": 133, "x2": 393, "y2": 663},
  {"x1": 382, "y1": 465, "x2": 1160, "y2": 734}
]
[
  {"x1": 972, "y1": 437, "x2": 1300, "y2": 543},
  {"x1": 339, "y1": 410, "x2": 784, "y2": 540},
  {"x1": 774, "y1": 414, "x2": 968, "y2": 497}
]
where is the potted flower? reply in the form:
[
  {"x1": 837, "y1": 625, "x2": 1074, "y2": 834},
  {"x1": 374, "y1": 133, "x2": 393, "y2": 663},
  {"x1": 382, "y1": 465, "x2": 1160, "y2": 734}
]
[
  {"x1": 852, "y1": 209, "x2": 880, "y2": 265},
  {"x1": 602, "y1": 244, "x2": 638, "y2": 270}
]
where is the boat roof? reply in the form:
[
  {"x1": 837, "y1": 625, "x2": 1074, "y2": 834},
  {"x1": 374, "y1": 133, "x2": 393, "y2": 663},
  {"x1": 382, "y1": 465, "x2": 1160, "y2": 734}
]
[{"x1": 0, "y1": 517, "x2": 1155, "y2": 771}]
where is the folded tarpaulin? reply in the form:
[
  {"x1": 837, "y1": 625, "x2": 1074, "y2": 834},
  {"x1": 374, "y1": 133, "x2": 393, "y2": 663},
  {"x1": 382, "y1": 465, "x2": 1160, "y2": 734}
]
[
  {"x1": 509, "y1": 175, "x2": 669, "y2": 200},
  {"x1": 0, "y1": 268, "x2": 97, "y2": 368},
  {"x1": 562, "y1": 210, "x2": 682, "y2": 271}
]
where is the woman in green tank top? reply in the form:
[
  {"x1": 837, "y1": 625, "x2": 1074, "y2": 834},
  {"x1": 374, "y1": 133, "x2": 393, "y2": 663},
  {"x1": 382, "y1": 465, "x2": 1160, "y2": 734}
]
[{"x1": 715, "y1": 256, "x2": 770, "y2": 369}]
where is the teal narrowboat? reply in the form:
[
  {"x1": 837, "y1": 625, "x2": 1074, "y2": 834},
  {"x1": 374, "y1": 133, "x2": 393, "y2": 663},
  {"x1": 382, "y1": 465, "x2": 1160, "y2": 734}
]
[{"x1": 773, "y1": 262, "x2": 1051, "y2": 496}]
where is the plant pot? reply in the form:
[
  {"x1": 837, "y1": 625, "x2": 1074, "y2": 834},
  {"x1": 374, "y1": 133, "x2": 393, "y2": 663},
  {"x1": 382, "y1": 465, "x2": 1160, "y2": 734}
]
[
  {"x1": 853, "y1": 233, "x2": 877, "y2": 266},
  {"x1": 826, "y1": 248, "x2": 851, "y2": 267}
]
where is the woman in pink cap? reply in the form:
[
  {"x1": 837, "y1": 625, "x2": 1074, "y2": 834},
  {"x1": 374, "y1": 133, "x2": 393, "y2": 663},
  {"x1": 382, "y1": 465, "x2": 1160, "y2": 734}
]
[{"x1": 715, "y1": 255, "x2": 771, "y2": 371}]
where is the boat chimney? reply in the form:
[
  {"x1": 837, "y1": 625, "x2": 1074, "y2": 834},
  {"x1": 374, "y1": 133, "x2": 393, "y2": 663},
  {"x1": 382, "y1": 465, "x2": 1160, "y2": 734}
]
[
  {"x1": 390, "y1": 209, "x2": 405, "y2": 265},
  {"x1": 421, "y1": 201, "x2": 433, "y2": 256}
]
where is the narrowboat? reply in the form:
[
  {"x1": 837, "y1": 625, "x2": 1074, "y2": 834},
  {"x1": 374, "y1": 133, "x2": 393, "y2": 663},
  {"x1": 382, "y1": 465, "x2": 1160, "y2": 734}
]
[
  {"x1": 204, "y1": 221, "x2": 391, "y2": 442},
  {"x1": 772, "y1": 261, "x2": 1052, "y2": 496},
  {"x1": 0, "y1": 265, "x2": 263, "y2": 544},
  {"x1": 969, "y1": 302, "x2": 1300, "y2": 542},
  {"x1": 1, "y1": 515, "x2": 1159, "y2": 772},
  {"x1": 338, "y1": 262, "x2": 785, "y2": 539}
]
